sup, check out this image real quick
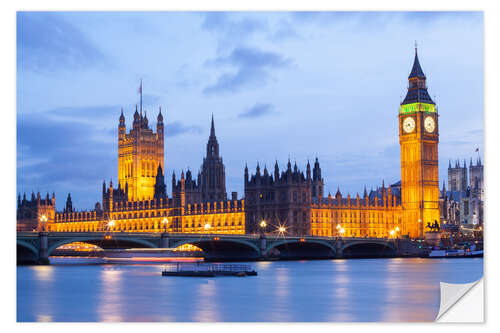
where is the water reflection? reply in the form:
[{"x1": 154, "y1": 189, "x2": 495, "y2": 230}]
[
  {"x1": 17, "y1": 258, "x2": 483, "y2": 322},
  {"x1": 193, "y1": 280, "x2": 219, "y2": 321},
  {"x1": 270, "y1": 266, "x2": 291, "y2": 321},
  {"x1": 33, "y1": 265, "x2": 54, "y2": 282},
  {"x1": 98, "y1": 267, "x2": 123, "y2": 322},
  {"x1": 329, "y1": 260, "x2": 352, "y2": 321}
]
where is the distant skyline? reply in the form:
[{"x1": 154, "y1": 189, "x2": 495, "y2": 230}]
[{"x1": 17, "y1": 12, "x2": 484, "y2": 210}]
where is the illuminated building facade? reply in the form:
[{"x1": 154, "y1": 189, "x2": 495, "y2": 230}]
[
  {"x1": 399, "y1": 48, "x2": 440, "y2": 238},
  {"x1": 118, "y1": 105, "x2": 164, "y2": 201},
  {"x1": 17, "y1": 192, "x2": 55, "y2": 232},
  {"x1": 17, "y1": 49, "x2": 443, "y2": 239},
  {"x1": 244, "y1": 159, "x2": 323, "y2": 236},
  {"x1": 24, "y1": 113, "x2": 245, "y2": 235}
]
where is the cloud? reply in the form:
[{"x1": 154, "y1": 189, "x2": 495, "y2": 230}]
[
  {"x1": 164, "y1": 122, "x2": 203, "y2": 137},
  {"x1": 201, "y1": 12, "x2": 267, "y2": 51},
  {"x1": 17, "y1": 12, "x2": 108, "y2": 72},
  {"x1": 239, "y1": 103, "x2": 276, "y2": 118},
  {"x1": 17, "y1": 106, "x2": 202, "y2": 209},
  {"x1": 203, "y1": 47, "x2": 291, "y2": 94}
]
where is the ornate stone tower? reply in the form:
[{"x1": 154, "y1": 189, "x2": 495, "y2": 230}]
[
  {"x1": 399, "y1": 47, "x2": 440, "y2": 238},
  {"x1": 118, "y1": 104, "x2": 164, "y2": 201},
  {"x1": 448, "y1": 159, "x2": 468, "y2": 192},
  {"x1": 200, "y1": 115, "x2": 227, "y2": 202}
]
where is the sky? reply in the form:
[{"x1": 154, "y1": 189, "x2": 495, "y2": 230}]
[{"x1": 16, "y1": 11, "x2": 484, "y2": 210}]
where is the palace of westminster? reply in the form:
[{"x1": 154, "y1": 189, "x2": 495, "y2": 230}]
[{"x1": 17, "y1": 49, "x2": 484, "y2": 239}]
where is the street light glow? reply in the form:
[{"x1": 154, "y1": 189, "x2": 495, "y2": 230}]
[
  {"x1": 260, "y1": 220, "x2": 267, "y2": 228},
  {"x1": 108, "y1": 220, "x2": 115, "y2": 228},
  {"x1": 204, "y1": 223, "x2": 211, "y2": 230},
  {"x1": 40, "y1": 214, "x2": 48, "y2": 222},
  {"x1": 278, "y1": 226, "x2": 286, "y2": 233}
]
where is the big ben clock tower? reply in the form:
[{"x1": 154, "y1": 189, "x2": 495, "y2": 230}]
[{"x1": 399, "y1": 47, "x2": 440, "y2": 238}]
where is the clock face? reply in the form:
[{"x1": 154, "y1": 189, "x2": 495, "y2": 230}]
[
  {"x1": 424, "y1": 116, "x2": 435, "y2": 133},
  {"x1": 403, "y1": 117, "x2": 415, "y2": 133}
]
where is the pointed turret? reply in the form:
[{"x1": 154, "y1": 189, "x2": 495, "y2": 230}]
[
  {"x1": 119, "y1": 108, "x2": 125, "y2": 125},
  {"x1": 401, "y1": 46, "x2": 434, "y2": 105},
  {"x1": 157, "y1": 106, "x2": 163, "y2": 122},
  {"x1": 210, "y1": 113, "x2": 215, "y2": 138},
  {"x1": 306, "y1": 160, "x2": 311, "y2": 180},
  {"x1": 142, "y1": 111, "x2": 149, "y2": 128},
  {"x1": 274, "y1": 160, "x2": 279, "y2": 181},
  {"x1": 65, "y1": 193, "x2": 73, "y2": 212},
  {"x1": 154, "y1": 164, "x2": 167, "y2": 200},
  {"x1": 408, "y1": 46, "x2": 426, "y2": 79},
  {"x1": 206, "y1": 115, "x2": 219, "y2": 158}
]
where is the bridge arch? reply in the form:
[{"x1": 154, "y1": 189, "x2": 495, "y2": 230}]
[
  {"x1": 47, "y1": 236, "x2": 157, "y2": 256},
  {"x1": 17, "y1": 240, "x2": 39, "y2": 257},
  {"x1": 171, "y1": 238, "x2": 260, "y2": 261},
  {"x1": 341, "y1": 240, "x2": 396, "y2": 258},
  {"x1": 265, "y1": 239, "x2": 336, "y2": 259}
]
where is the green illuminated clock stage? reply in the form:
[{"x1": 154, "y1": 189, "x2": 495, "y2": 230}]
[{"x1": 400, "y1": 102, "x2": 436, "y2": 114}]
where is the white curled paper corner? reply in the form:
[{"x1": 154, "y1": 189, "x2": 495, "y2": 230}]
[{"x1": 436, "y1": 278, "x2": 484, "y2": 322}]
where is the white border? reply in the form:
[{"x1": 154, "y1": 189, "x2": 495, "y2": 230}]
[{"x1": 3, "y1": 0, "x2": 498, "y2": 331}]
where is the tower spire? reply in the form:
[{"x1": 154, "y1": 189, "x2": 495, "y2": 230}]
[
  {"x1": 409, "y1": 44, "x2": 425, "y2": 79},
  {"x1": 210, "y1": 113, "x2": 215, "y2": 138},
  {"x1": 139, "y1": 79, "x2": 143, "y2": 114}
]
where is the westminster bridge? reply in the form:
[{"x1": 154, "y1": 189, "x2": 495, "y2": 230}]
[{"x1": 17, "y1": 232, "x2": 423, "y2": 264}]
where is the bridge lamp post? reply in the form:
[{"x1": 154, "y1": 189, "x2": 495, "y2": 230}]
[
  {"x1": 340, "y1": 228, "x2": 345, "y2": 238},
  {"x1": 162, "y1": 217, "x2": 169, "y2": 233},
  {"x1": 278, "y1": 226, "x2": 286, "y2": 234},
  {"x1": 336, "y1": 224, "x2": 342, "y2": 238},
  {"x1": 108, "y1": 220, "x2": 115, "y2": 231},
  {"x1": 39, "y1": 214, "x2": 48, "y2": 232},
  {"x1": 259, "y1": 220, "x2": 267, "y2": 236},
  {"x1": 204, "y1": 223, "x2": 211, "y2": 234}
]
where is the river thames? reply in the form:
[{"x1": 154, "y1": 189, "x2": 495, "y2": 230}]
[{"x1": 17, "y1": 257, "x2": 483, "y2": 322}]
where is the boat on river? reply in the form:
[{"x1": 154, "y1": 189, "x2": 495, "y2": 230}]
[
  {"x1": 427, "y1": 243, "x2": 483, "y2": 258},
  {"x1": 161, "y1": 263, "x2": 258, "y2": 277}
]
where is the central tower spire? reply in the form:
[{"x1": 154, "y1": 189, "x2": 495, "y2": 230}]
[{"x1": 210, "y1": 113, "x2": 216, "y2": 138}]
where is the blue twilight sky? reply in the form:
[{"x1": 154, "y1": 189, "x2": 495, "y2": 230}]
[{"x1": 16, "y1": 12, "x2": 484, "y2": 210}]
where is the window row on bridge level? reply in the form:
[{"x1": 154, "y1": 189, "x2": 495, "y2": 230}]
[
  {"x1": 45, "y1": 219, "x2": 246, "y2": 234},
  {"x1": 312, "y1": 227, "x2": 396, "y2": 238}
]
